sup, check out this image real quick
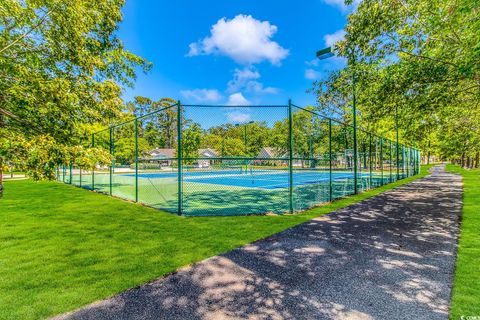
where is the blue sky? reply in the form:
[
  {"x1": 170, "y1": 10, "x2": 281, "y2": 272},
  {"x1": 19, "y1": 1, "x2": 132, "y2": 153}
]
[{"x1": 117, "y1": 0, "x2": 354, "y2": 126}]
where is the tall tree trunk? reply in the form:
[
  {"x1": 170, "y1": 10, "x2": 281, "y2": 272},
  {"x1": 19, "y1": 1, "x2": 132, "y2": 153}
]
[
  {"x1": 461, "y1": 152, "x2": 465, "y2": 168},
  {"x1": 475, "y1": 151, "x2": 479, "y2": 168}
]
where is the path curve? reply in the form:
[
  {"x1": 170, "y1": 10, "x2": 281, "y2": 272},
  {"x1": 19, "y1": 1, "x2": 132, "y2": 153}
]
[{"x1": 55, "y1": 165, "x2": 462, "y2": 320}]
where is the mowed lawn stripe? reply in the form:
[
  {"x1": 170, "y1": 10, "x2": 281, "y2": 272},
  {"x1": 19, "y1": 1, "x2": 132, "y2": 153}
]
[{"x1": 447, "y1": 164, "x2": 480, "y2": 319}]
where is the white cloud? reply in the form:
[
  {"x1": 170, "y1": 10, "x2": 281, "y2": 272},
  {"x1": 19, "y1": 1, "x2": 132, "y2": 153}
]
[
  {"x1": 187, "y1": 14, "x2": 289, "y2": 65},
  {"x1": 227, "y1": 67, "x2": 278, "y2": 94},
  {"x1": 324, "y1": 29, "x2": 346, "y2": 48},
  {"x1": 224, "y1": 93, "x2": 251, "y2": 122},
  {"x1": 227, "y1": 67, "x2": 260, "y2": 92},
  {"x1": 180, "y1": 89, "x2": 223, "y2": 102},
  {"x1": 305, "y1": 59, "x2": 319, "y2": 67},
  {"x1": 225, "y1": 110, "x2": 251, "y2": 123},
  {"x1": 246, "y1": 82, "x2": 278, "y2": 94},
  {"x1": 322, "y1": 0, "x2": 361, "y2": 12},
  {"x1": 226, "y1": 92, "x2": 250, "y2": 106},
  {"x1": 305, "y1": 69, "x2": 321, "y2": 80}
]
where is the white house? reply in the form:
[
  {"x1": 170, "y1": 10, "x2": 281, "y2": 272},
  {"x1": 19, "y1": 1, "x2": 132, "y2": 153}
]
[
  {"x1": 197, "y1": 148, "x2": 219, "y2": 167},
  {"x1": 144, "y1": 148, "x2": 219, "y2": 168}
]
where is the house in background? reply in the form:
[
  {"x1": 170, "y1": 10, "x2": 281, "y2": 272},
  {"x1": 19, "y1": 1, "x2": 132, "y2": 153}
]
[
  {"x1": 258, "y1": 147, "x2": 279, "y2": 159},
  {"x1": 257, "y1": 147, "x2": 302, "y2": 167},
  {"x1": 256, "y1": 147, "x2": 287, "y2": 166},
  {"x1": 197, "y1": 148, "x2": 218, "y2": 167},
  {"x1": 143, "y1": 148, "x2": 219, "y2": 168},
  {"x1": 146, "y1": 148, "x2": 176, "y2": 166}
]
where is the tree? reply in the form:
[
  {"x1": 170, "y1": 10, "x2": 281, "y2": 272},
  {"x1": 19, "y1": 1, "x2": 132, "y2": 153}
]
[
  {"x1": 269, "y1": 107, "x2": 325, "y2": 165},
  {"x1": 113, "y1": 137, "x2": 150, "y2": 165},
  {"x1": 312, "y1": 0, "x2": 480, "y2": 165},
  {"x1": 0, "y1": 0, "x2": 151, "y2": 189},
  {"x1": 130, "y1": 97, "x2": 179, "y2": 149},
  {"x1": 182, "y1": 123, "x2": 202, "y2": 160}
]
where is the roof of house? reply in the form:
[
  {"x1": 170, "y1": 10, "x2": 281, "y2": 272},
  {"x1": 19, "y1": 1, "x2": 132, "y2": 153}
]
[
  {"x1": 149, "y1": 148, "x2": 175, "y2": 159},
  {"x1": 258, "y1": 147, "x2": 280, "y2": 158},
  {"x1": 198, "y1": 148, "x2": 218, "y2": 157},
  {"x1": 148, "y1": 148, "x2": 219, "y2": 159}
]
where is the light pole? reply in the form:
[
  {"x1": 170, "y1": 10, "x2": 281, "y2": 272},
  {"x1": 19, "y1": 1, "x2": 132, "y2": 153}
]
[{"x1": 317, "y1": 46, "x2": 358, "y2": 194}]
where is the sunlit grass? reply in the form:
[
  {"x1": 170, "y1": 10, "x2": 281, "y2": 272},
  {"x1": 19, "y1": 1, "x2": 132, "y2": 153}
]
[
  {"x1": 0, "y1": 165, "x2": 431, "y2": 319},
  {"x1": 446, "y1": 164, "x2": 480, "y2": 320}
]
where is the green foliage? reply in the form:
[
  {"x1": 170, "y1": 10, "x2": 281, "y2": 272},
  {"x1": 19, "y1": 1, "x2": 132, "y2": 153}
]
[
  {"x1": 129, "y1": 97, "x2": 178, "y2": 148},
  {"x1": 114, "y1": 137, "x2": 150, "y2": 165},
  {"x1": 68, "y1": 145, "x2": 112, "y2": 171},
  {"x1": 312, "y1": 0, "x2": 480, "y2": 164},
  {"x1": 183, "y1": 123, "x2": 202, "y2": 159},
  {"x1": 0, "y1": 0, "x2": 150, "y2": 180}
]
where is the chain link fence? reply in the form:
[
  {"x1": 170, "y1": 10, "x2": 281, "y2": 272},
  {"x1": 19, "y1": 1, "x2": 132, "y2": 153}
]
[{"x1": 57, "y1": 101, "x2": 421, "y2": 216}]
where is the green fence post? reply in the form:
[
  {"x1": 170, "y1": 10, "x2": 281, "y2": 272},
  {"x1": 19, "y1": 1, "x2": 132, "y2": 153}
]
[
  {"x1": 177, "y1": 100, "x2": 183, "y2": 215},
  {"x1": 404, "y1": 146, "x2": 407, "y2": 177},
  {"x1": 353, "y1": 125, "x2": 358, "y2": 194},
  {"x1": 109, "y1": 127, "x2": 113, "y2": 195},
  {"x1": 407, "y1": 147, "x2": 410, "y2": 177},
  {"x1": 400, "y1": 145, "x2": 403, "y2": 178},
  {"x1": 344, "y1": 130, "x2": 348, "y2": 170},
  {"x1": 396, "y1": 140, "x2": 400, "y2": 180},
  {"x1": 351, "y1": 55, "x2": 358, "y2": 195},
  {"x1": 92, "y1": 133, "x2": 95, "y2": 190},
  {"x1": 412, "y1": 148, "x2": 415, "y2": 175},
  {"x1": 288, "y1": 99, "x2": 294, "y2": 213},
  {"x1": 413, "y1": 149, "x2": 416, "y2": 174},
  {"x1": 413, "y1": 149, "x2": 416, "y2": 175},
  {"x1": 415, "y1": 149, "x2": 418, "y2": 174},
  {"x1": 329, "y1": 119, "x2": 333, "y2": 202},
  {"x1": 389, "y1": 140, "x2": 393, "y2": 182},
  {"x1": 135, "y1": 118, "x2": 139, "y2": 202},
  {"x1": 413, "y1": 148, "x2": 415, "y2": 175},
  {"x1": 415, "y1": 149, "x2": 417, "y2": 175},
  {"x1": 380, "y1": 137, "x2": 383, "y2": 185},
  {"x1": 412, "y1": 148, "x2": 418, "y2": 175},
  {"x1": 69, "y1": 162, "x2": 73, "y2": 184},
  {"x1": 409, "y1": 147, "x2": 411, "y2": 176},
  {"x1": 418, "y1": 149, "x2": 421, "y2": 174},
  {"x1": 369, "y1": 133, "x2": 372, "y2": 189}
]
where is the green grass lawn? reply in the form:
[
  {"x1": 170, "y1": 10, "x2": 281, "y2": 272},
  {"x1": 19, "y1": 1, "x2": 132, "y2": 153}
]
[
  {"x1": 0, "y1": 165, "x2": 431, "y2": 319},
  {"x1": 446, "y1": 164, "x2": 480, "y2": 320}
]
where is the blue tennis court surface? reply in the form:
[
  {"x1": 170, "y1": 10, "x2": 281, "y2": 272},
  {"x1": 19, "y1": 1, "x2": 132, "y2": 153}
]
[{"x1": 123, "y1": 170, "x2": 370, "y2": 190}]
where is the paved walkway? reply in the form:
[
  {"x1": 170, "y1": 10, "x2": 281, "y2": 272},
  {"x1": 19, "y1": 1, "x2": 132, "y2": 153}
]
[{"x1": 56, "y1": 166, "x2": 462, "y2": 320}]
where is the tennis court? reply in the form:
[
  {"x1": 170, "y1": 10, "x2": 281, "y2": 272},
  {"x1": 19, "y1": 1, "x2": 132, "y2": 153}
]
[
  {"x1": 58, "y1": 102, "x2": 420, "y2": 216},
  {"x1": 125, "y1": 169, "x2": 371, "y2": 190}
]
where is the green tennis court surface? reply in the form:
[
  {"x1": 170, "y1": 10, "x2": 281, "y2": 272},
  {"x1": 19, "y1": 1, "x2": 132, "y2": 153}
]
[
  {"x1": 121, "y1": 169, "x2": 370, "y2": 190},
  {"x1": 65, "y1": 167, "x2": 398, "y2": 216}
]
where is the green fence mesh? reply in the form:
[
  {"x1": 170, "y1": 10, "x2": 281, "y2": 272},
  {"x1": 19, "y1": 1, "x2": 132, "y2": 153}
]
[{"x1": 58, "y1": 101, "x2": 421, "y2": 216}]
